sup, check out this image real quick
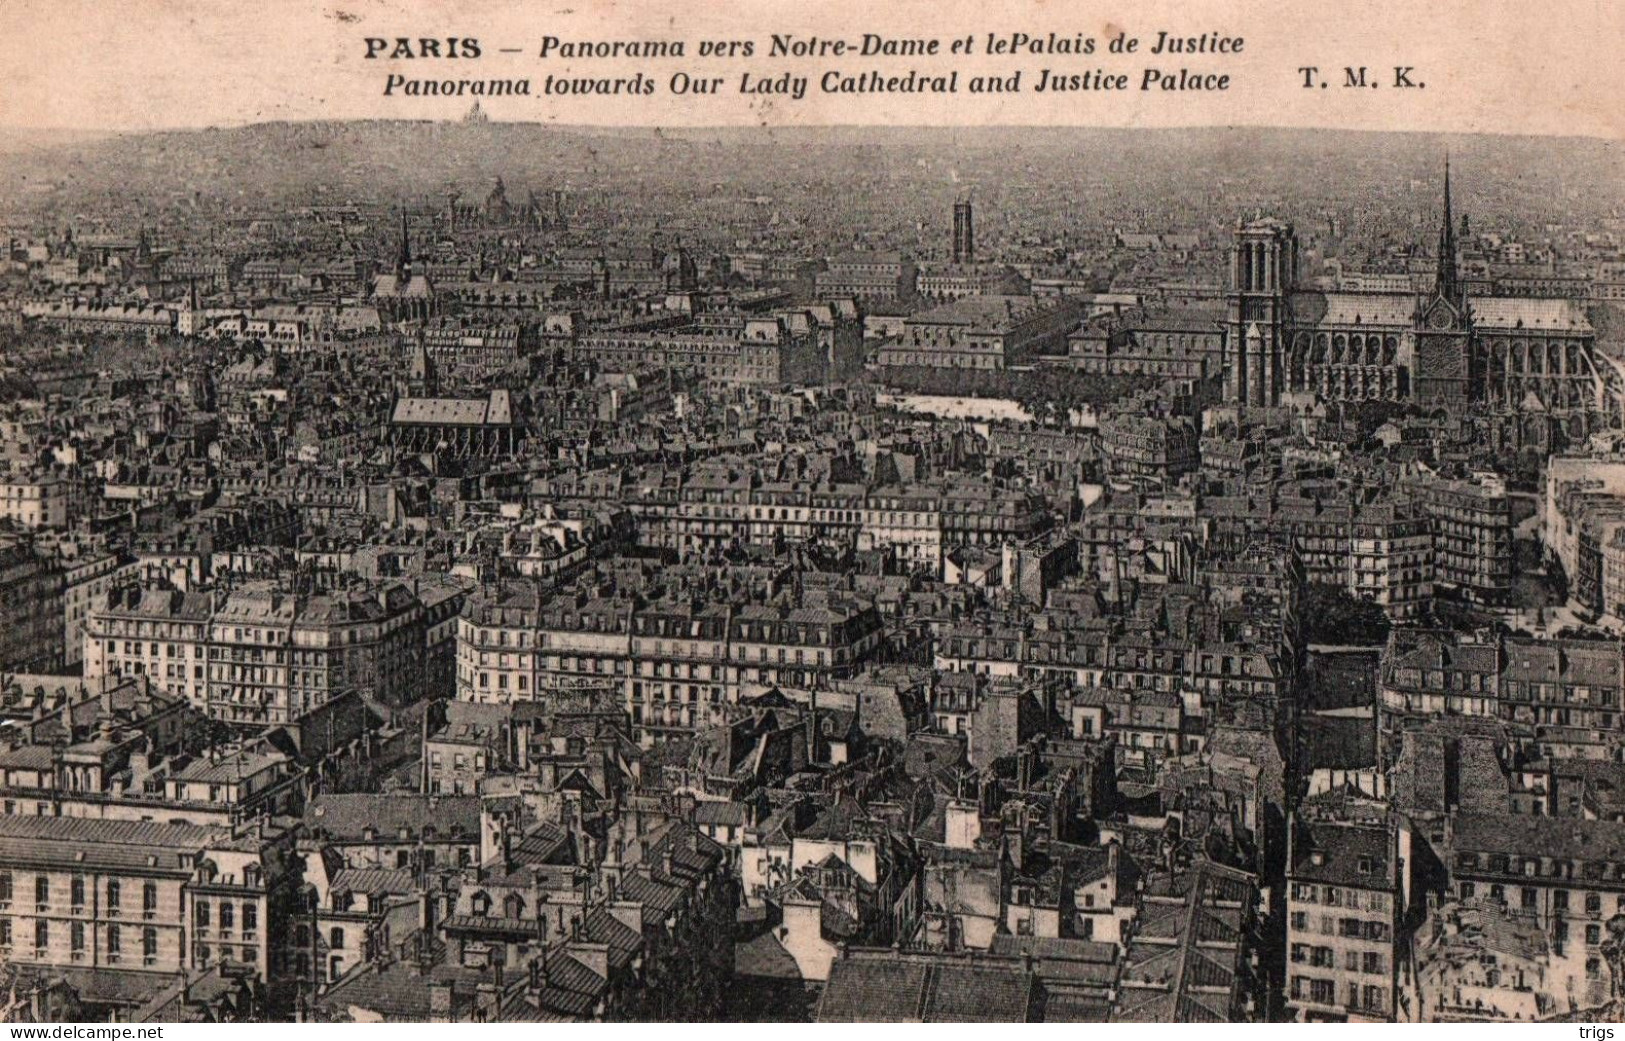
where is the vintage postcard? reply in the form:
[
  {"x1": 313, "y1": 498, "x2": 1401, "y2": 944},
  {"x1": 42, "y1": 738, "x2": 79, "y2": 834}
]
[{"x1": 0, "y1": 0, "x2": 1621, "y2": 1030}]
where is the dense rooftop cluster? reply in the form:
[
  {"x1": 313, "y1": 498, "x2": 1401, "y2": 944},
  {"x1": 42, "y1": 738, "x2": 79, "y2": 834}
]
[{"x1": 0, "y1": 124, "x2": 1622, "y2": 1023}]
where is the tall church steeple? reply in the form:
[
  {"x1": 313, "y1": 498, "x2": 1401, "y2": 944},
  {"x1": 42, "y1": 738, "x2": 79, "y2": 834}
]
[
  {"x1": 1413, "y1": 156, "x2": 1473, "y2": 407},
  {"x1": 397, "y1": 210, "x2": 412, "y2": 278},
  {"x1": 1435, "y1": 156, "x2": 1461, "y2": 305}
]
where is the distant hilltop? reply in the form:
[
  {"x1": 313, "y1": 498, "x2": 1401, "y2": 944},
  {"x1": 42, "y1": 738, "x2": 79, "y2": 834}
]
[
  {"x1": 0, "y1": 125, "x2": 118, "y2": 155},
  {"x1": 0, "y1": 121, "x2": 1617, "y2": 208}
]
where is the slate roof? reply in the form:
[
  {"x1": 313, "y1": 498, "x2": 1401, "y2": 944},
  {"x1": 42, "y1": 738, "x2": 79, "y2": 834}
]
[
  {"x1": 817, "y1": 958, "x2": 928, "y2": 1021},
  {"x1": 535, "y1": 951, "x2": 608, "y2": 1018},
  {"x1": 0, "y1": 744, "x2": 55, "y2": 771},
  {"x1": 304, "y1": 793, "x2": 481, "y2": 840},
  {"x1": 171, "y1": 749, "x2": 288, "y2": 784},
  {"x1": 817, "y1": 954, "x2": 1037, "y2": 1022},
  {"x1": 331, "y1": 867, "x2": 417, "y2": 896},
  {"x1": 618, "y1": 870, "x2": 682, "y2": 914},
  {"x1": 733, "y1": 928, "x2": 803, "y2": 981},
  {"x1": 989, "y1": 934, "x2": 1119, "y2": 987},
  {"x1": 1290, "y1": 291, "x2": 1416, "y2": 328},
  {"x1": 372, "y1": 273, "x2": 434, "y2": 299},
  {"x1": 390, "y1": 390, "x2": 514, "y2": 427},
  {"x1": 1453, "y1": 811, "x2": 1625, "y2": 863},
  {"x1": 1042, "y1": 992, "x2": 1114, "y2": 1022},
  {"x1": 0, "y1": 814, "x2": 226, "y2": 876},
  {"x1": 1112, "y1": 861, "x2": 1254, "y2": 1024},
  {"x1": 510, "y1": 822, "x2": 572, "y2": 865},
  {"x1": 581, "y1": 907, "x2": 642, "y2": 969},
  {"x1": 693, "y1": 800, "x2": 751, "y2": 828},
  {"x1": 10, "y1": 964, "x2": 185, "y2": 1008},
  {"x1": 1291, "y1": 820, "x2": 1396, "y2": 887},
  {"x1": 1502, "y1": 638, "x2": 1620, "y2": 687},
  {"x1": 1471, "y1": 297, "x2": 1592, "y2": 333},
  {"x1": 319, "y1": 960, "x2": 488, "y2": 1021}
]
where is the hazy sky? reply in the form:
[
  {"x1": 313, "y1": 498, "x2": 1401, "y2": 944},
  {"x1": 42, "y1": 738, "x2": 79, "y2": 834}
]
[{"x1": 2, "y1": 0, "x2": 1621, "y2": 138}]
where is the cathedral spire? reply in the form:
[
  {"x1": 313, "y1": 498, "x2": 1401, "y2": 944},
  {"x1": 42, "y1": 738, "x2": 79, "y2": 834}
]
[
  {"x1": 1435, "y1": 155, "x2": 1460, "y2": 304},
  {"x1": 397, "y1": 209, "x2": 412, "y2": 277}
]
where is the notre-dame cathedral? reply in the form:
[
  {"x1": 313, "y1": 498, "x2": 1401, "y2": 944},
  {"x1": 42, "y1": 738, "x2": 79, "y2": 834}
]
[{"x1": 1225, "y1": 163, "x2": 1620, "y2": 438}]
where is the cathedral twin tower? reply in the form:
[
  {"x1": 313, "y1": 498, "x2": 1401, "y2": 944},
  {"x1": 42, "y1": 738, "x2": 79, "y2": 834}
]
[
  {"x1": 1225, "y1": 217, "x2": 1300, "y2": 407},
  {"x1": 1223, "y1": 161, "x2": 1484, "y2": 413}
]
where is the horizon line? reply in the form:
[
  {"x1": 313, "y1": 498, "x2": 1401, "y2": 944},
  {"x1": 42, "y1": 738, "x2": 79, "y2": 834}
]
[{"x1": 0, "y1": 118, "x2": 1618, "y2": 146}]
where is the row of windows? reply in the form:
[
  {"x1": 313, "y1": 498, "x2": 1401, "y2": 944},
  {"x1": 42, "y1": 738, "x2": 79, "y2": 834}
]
[
  {"x1": 464, "y1": 645, "x2": 837, "y2": 687},
  {"x1": 1289, "y1": 945, "x2": 1388, "y2": 975},
  {"x1": 1291, "y1": 884, "x2": 1391, "y2": 911},
  {"x1": 105, "y1": 657, "x2": 206, "y2": 681},
  {"x1": 196, "y1": 941, "x2": 259, "y2": 965},
  {"x1": 1460, "y1": 880, "x2": 1625, "y2": 917},
  {"x1": 631, "y1": 683, "x2": 723, "y2": 705},
  {"x1": 101, "y1": 640, "x2": 388, "y2": 667},
  {"x1": 105, "y1": 641, "x2": 203, "y2": 658},
  {"x1": 470, "y1": 652, "x2": 732, "y2": 675},
  {"x1": 429, "y1": 751, "x2": 488, "y2": 771},
  {"x1": 1288, "y1": 911, "x2": 1391, "y2": 941},
  {"x1": 1289, "y1": 975, "x2": 1388, "y2": 1013},
  {"x1": 0, "y1": 873, "x2": 159, "y2": 913},
  {"x1": 0, "y1": 918, "x2": 163, "y2": 960},
  {"x1": 193, "y1": 900, "x2": 258, "y2": 933},
  {"x1": 93, "y1": 620, "x2": 207, "y2": 641},
  {"x1": 1456, "y1": 851, "x2": 1625, "y2": 883}
]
